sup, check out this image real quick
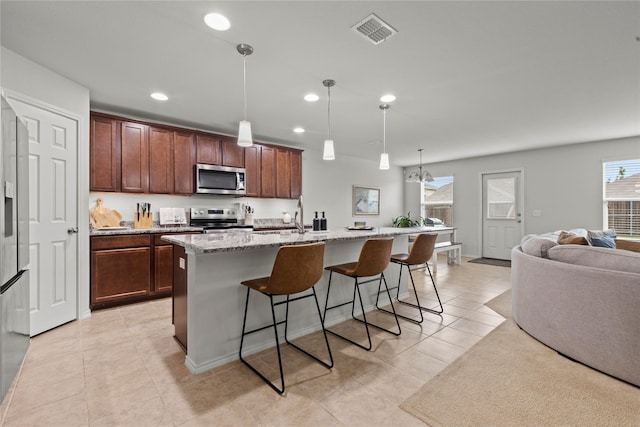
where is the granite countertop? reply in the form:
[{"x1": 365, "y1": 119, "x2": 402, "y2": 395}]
[
  {"x1": 161, "y1": 226, "x2": 446, "y2": 254},
  {"x1": 90, "y1": 224, "x2": 203, "y2": 236}
]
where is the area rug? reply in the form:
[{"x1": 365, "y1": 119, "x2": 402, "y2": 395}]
[
  {"x1": 468, "y1": 257, "x2": 511, "y2": 267},
  {"x1": 400, "y1": 290, "x2": 640, "y2": 426}
]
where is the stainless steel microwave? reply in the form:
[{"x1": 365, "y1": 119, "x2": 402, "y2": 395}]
[{"x1": 195, "y1": 163, "x2": 246, "y2": 196}]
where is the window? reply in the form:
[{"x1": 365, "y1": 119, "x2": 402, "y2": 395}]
[
  {"x1": 486, "y1": 177, "x2": 516, "y2": 219},
  {"x1": 421, "y1": 176, "x2": 454, "y2": 226},
  {"x1": 603, "y1": 159, "x2": 640, "y2": 238}
]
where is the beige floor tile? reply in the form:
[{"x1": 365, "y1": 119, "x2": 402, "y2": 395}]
[{"x1": 0, "y1": 260, "x2": 514, "y2": 427}]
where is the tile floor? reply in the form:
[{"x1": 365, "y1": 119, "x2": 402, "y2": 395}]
[{"x1": 0, "y1": 255, "x2": 511, "y2": 426}]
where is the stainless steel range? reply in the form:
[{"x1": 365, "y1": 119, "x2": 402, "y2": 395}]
[{"x1": 190, "y1": 207, "x2": 253, "y2": 233}]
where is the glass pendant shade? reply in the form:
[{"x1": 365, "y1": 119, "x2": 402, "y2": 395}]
[
  {"x1": 406, "y1": 149, "x2": 434, "y2": 182},
  {"x1": 323, "y1": 139, "x2": 335, "y2": 160},
  {"x1": 379, "y1": 152, "x2": 390, "y2": 170},
  {"x1": 237, "y1": 120, "x2": 253, "y2": 147}
]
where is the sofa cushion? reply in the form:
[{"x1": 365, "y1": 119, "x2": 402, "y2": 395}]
[
  {"x1": 557, "y1": 231, "x2": 589, "y2": 245},
  {"x1": 547, "y1": 244, "x2": 640, "y2": 275},
  {"x1": 521, "y1": 236, "x2": 558, "y2": 258}
]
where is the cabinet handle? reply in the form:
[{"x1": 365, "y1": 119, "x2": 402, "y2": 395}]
[{"x1": 67, "y1": 227, "x2": 79, "y2": 234}]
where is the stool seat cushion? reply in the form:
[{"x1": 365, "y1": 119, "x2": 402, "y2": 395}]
[
  {"x1": 390, "y1": 253, "x2": 410, "y2": 264},
  {"x1": 241, "y1": 276, "x2": 270, "y2": 293},
  {"x1": 325, "y1": 262, "x2": 358, "y2": 277}
]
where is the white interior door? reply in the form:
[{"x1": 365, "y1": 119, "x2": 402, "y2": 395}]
[
  {"x1": 8, "y1": 96, "x2": 78, "y2": 336},
  {"x1": 482, "y1": 171, "x2": 523, "y2": 260}
]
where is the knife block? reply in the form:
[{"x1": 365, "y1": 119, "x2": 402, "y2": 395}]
[{"x1": 134, "y1": 212, "x2": 153, "y2": 229}]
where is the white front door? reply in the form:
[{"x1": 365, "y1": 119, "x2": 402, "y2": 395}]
[
  {"x1": 7, "y1": 96, "x2": 78, "y2": 336},
  {"x1": 482, "y1": 171, "x2": 523, "y2": 260}
]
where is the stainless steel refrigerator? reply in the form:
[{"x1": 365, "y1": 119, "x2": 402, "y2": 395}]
[{"x1": 0, "y1": 93, "x2": 30, "y2": 402}]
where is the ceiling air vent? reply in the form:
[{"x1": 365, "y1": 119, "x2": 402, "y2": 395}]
[{"x1": 351, "y1": 13, "x2": 398, "y2": 45}]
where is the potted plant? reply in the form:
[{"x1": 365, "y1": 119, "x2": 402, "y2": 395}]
[{"x1": 392, "y1": 212, "x2": 421, "y2": 227}]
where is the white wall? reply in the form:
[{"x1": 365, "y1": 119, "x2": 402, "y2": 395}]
[
  {"x1": 405, "y1": 136, "x2": 640, "y2": 257},
  {"x1": 1, "y1": 46, "x2": 92, "y2": 319}
]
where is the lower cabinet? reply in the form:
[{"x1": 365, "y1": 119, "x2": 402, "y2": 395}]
[{"x1": 90, "y1": 232, "x2": 196, "y2": 310}]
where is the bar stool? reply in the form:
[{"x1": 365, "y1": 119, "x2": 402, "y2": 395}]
[
  {"x1": 378, "y1": 233, "x2": 443, "y2": 324},
  {"x1": 239, "y1": 242, "x2": 333, "y2": 395},
  {"x1": 322, "y1": 238, "x2": 401, "y2": 351}
]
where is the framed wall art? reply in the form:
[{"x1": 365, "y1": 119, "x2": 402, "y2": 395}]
[{"x1": 353, "y1": 185, "x2": 380, "y2": 216}]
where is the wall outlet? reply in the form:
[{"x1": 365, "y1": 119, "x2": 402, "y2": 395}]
[{"x1": 532, "y1": 209, "x2": 541, "y2": 217}]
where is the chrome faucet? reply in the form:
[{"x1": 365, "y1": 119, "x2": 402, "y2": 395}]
[{"x1": 295, "y1": 195, "x2": 305, "y2": 233}]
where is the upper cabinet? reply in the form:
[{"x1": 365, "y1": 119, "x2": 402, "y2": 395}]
[
  {"x1": 121, "y1": 121, "x2": 149, "y2": 193},
  {"x1": 89, "y1": 112, "x2": 301, "y2": 198},
  {"x1": 90, "y1": 115, "x2": 120, "y2": 192}
]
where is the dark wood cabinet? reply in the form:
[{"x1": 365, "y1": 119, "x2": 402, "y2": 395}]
[
  {"x1": 90, "y1": 232, "x2": 198, "y2": 310},
  {"x1": 221, "y1": 137, "x2": 245, "y2": 167},
  {"x1": 244, "y1": 144, "x2": 261, "y2": 197},
  {"x1": 121, "y1": 121, "x2": 149, "y2": 193},
  {"x1": 276, "y1": 148, "x2": 291, "y2": 198},
  {"x1": 290, "y1": 150, "x2": 302, "y2": 199},
  {"x1": 260, "y1": 145, "x2": 277, "y2": 198},
  {"x1": 148, "y1": 127, "x2": 174, "y2": 194},
  {"x1": 196, "y1": 134, "x2": 221, "y2": 165},
  {"x1": 90, "y1": 235, "x2": 152, "y2": 308},
  {"x1": 90, "y1": 112, "x2": 302, "y2": 199},
  {"x1": 173, "y1": 131, "x2": 196, "y2": 194},
  {"x1": 90, "y1": 115, "x2": 120, "y2": 192}
]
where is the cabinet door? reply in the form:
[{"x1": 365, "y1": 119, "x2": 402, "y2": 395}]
[
  {"x1": 174, "y1": 131, "x2": 196, "y2": 194},
  {"x1": 154, "y1": 245, "x2": 173, "y2": 294},
  {"x1": 196, "y1": 134, "x2": 221, "y2": 165},
  {"x1": 91, "y1": 247, "x2": 151, "y2": 306},
  {"x1": 276, "y1": 148, "x2": 291, "y2": 198},
  {"x1": 121, "y1": 122, "x2": 149, "y2": 193},
  {"x1": 260, "y1": 146, "x2": 276, "y2": 198},
  {"x1": 290, "y1": 150, "x2": 302, "y2": 199},
  {"x1": 244, "y1": 144, "x2": 261, "y2": 197},
  {"x1": 149, "y1": 127, "x2": 174, "y2": 193},
  {"x1": 221, "y1": 137, "x2": 245, "y2": 167},
  {"x1": 90, "y1": 114, "x2": 120, "y2": 192}
]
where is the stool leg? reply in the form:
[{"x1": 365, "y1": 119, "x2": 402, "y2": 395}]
[
  {"x1": 239, "y1": 288, "x2": 286, "y2": 394},
  {"x1": 325, "y1": 276, "x2": 374, "y2": 351},
  {"x1": 284, "y1": 289, "x2": 334, "y2": 370},
  {"x1": 423, "y1": 263, "x2": 444, "y2": 315},
  {"x1": 377, "y1": 263, "x2": 425, "y2": 324}
]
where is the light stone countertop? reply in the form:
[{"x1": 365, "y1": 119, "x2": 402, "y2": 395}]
[{"x1": 161, "y1": 226, "x2": 454, "y2": 254}]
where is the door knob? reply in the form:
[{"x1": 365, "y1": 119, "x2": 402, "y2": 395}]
[{"x1": 67, "y1": 227, "x2": 78, "y2": 234}]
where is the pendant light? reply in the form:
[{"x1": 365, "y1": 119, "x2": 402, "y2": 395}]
[
  {"x1": 322, "y1": 79, "x2": 336, "y2": 160},
  {"x1": 236, "y1": 43, "x2": 253, "y2": 147},
  {"x1": 379, "y1": 104, "x2": 390, "y2": 170},
  {"x1": 406, "y1": 149, "x2": 434, "y2": 183}
]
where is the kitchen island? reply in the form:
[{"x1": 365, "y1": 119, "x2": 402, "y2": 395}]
[{"x1": 162, "y1": 226, "x2": 455, "y2": 374}]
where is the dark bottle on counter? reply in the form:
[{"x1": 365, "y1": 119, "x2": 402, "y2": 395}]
[
  {"x1": 313, "y1": 211, "x2": 321, "y2": 231},
  {"x1": 320, "y1": 211, "x2": 327, "y2": 231}
]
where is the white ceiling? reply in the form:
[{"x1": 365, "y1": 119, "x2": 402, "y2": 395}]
[{"x1": 2, "y1": 1, "x2": 639, "y2": 167}]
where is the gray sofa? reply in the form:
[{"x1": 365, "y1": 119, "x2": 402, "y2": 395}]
[{"x1": 511, "y1": 231, "x2": 640, "y2": 387}]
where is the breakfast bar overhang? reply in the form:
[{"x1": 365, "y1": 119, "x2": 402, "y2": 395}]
[{"x1": 162, "y1": 226, "x2": 455, "y2": 374}]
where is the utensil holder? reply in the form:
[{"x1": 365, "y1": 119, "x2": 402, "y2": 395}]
[
  {"x1": 134, "y1": 212, "x2": 153, "y2": 229},
  {"x1": 244, "y1": 213, "x2": 254, "y2": 226}
]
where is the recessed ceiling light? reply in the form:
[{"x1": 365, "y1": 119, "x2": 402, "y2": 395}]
[
  {"x1": 293, "y1": 127, "x2": 305, "y2": 133},
  {"x1": 150, "y1": 92, "x2": 168, "y2": 101},
  {"x1": 204, "y1": 13, "x2": 231, "y2": 31},
  {"x1": 380, "y1": 94, "x2": 396, "y2": 103},
  {"x1": 304, "y1": 93, "x2": 319, "y2": 102}
]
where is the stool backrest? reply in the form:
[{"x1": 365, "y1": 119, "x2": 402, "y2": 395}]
[
  {"x1": 267, "y1": 242, "x2": 326, "y2": 295},
  {"x1": 406, "y1": 233, "x2": 438, "y2": 265},
  {"x1": 351, "y1": 238, "x2": 394, "y2": 277}
]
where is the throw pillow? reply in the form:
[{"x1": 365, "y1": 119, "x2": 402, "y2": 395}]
[
  {"x1": 591, "y1": 235, "x2": 616, "y2": 249},
  {"x1": 588, "y1": 228, "x2": 616, "y2": 245},
  {"x1": 521, "y1": 236, "x2": 558, "y2": 258},
  {"x1": 557, "y1": 231, "x2": 589, "y2": 245},
  {"x1": 547, "y1": 245, "x2": 640, "y2": 275}
]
